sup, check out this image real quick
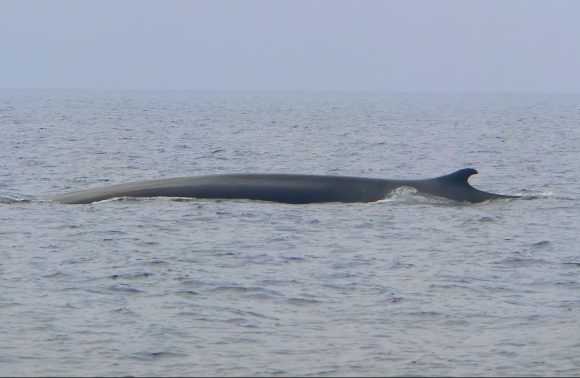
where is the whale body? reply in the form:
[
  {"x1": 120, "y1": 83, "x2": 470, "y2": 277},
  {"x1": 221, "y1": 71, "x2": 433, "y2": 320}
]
[{"x1": 49, "y1": 168, "x2": 517, "y2": 204}]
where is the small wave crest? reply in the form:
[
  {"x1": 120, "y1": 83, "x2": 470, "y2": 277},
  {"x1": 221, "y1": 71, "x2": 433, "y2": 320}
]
[
  {"x1": 375, "y1": 189, "x2": 571, "y2": 205},
  {"x1": 94, "y1": 196, "x2": 199, "y2": 203},
  {"x1": 375, "y1": 186, "x2": 457, "y2": 205},
  {"x1": 0, "y1": 194, "x2": 35, "y2": 204},
  {"x1": 513, "y1": 191, "x2": 573, "y2": 201}
]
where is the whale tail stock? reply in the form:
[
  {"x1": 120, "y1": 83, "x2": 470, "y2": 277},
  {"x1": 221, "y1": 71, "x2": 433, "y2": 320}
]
[{"x1": 412, "y1": 168, "x2": 517, "y2": 203}]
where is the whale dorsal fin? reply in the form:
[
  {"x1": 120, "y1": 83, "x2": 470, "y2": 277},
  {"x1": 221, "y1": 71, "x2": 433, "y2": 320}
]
[
  {"x1": 436, "y1": 168, "x2": 478, "y2": 184},
  {"x1": 419, "y1": 168, "x2": 516, "y2": 203}
]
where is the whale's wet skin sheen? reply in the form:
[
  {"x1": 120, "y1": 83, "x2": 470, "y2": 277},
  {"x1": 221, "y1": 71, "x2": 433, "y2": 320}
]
[{"x1": 50, "y1": 168, "x2": 515, "y2": 204}]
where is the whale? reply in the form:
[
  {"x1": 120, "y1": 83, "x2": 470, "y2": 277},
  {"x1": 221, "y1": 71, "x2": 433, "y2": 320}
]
[{"x1": 49, "y1": 168, "x2": 518, "y2": 204}]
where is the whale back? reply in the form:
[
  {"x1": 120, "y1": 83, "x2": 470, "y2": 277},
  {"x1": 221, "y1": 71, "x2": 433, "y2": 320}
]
[{"x1": 49, "y1": 169, "x2": 517, "y2": 204}]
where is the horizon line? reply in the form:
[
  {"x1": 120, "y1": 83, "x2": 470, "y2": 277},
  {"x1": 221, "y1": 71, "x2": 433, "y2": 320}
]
[{"x1": 1, "y1": 88, "x2": 579, "y2": 95}]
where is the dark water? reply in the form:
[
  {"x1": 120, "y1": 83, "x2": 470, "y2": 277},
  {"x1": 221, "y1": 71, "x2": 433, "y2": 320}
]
[{"x1": 1, "y1": 90, "x2": 579, "y2": 376}]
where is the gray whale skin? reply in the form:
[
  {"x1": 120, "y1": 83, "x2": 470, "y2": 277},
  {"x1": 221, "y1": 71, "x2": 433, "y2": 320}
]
[{"x1": 50, "y1": 168, "x2": 517, "y2": 204}]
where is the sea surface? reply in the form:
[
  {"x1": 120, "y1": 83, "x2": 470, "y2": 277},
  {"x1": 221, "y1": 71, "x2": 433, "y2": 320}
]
[{"x1": 1, "y1": 90, "x2": 579, "y2": 376}]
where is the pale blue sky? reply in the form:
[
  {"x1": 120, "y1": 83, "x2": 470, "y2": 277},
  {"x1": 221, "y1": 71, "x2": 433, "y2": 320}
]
[{"x1": 1, "y1": 0, "x2": 579, "y2": 92}]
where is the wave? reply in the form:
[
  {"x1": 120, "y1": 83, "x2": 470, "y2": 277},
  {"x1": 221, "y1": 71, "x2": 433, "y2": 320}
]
[
  {"x1": 513, "y1": 191, "x2": 574, "y2": 201},
  {"x1": 375, "y1": 187, "x2": 468, "y2": 206},
  {"x1": 1, "y1": 190, "x2": 571, "y2": 206},
  {"x1": 0, "y1": 194, "x2": 35, "y2": 204}
]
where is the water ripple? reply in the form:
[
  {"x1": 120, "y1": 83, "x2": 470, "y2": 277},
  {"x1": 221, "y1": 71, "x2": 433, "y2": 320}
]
[{"x1": 1, "y1": 91, "x2": 579, "y2": 377}]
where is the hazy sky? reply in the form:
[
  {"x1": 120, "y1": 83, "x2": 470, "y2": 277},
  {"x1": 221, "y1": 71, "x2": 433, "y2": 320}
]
[{"x1": 1, "y1": 0, "x2": 579, "y2": 92}]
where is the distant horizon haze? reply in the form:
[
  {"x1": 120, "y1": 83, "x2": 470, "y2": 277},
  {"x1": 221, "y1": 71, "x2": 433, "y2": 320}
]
[
  {"x1": 1, "y1": 0, "x2": 579, "y2": 93},
  {"x1": 2, "y1": 89, "x2": 580, "y2": 95}
]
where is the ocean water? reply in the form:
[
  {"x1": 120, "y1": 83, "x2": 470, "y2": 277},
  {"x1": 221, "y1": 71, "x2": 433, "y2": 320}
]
[{"x1": 0, "y1": 90, "x2": 579, "y2": 376}]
